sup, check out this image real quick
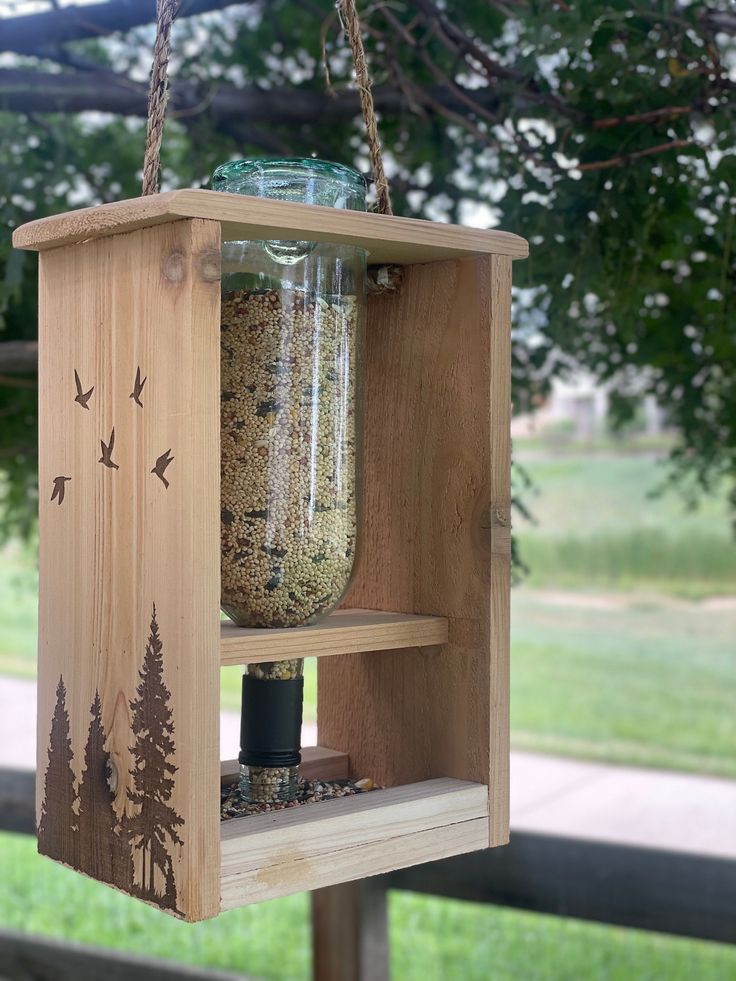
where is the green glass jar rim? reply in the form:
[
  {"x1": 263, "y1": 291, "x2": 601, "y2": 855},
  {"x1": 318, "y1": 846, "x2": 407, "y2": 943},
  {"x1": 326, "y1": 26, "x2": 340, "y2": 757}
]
[{"x1": 212, "y1": 157, "x2": 366, "y2": 192}]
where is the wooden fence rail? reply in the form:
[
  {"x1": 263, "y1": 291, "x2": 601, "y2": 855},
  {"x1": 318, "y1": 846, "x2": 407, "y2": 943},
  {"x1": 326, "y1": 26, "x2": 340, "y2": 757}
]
[
  {"x1": 0, "y1": 768, "x2": 35, "y2": 834},
  {"x1": 388, "y1": 834, "x2": 736, "y2": 945},
  {"x1": 2, "y1": 766, "x2": 735, "y2": 981},
  {"x1": 0, "y1": 928, "x2": 255, "y2": 981}
]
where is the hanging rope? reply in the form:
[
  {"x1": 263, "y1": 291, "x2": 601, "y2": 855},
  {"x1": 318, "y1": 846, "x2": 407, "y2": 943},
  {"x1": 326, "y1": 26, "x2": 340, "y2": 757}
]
[
  {"x1": 337, "y1": 0, "x2": 393, "y2": 216},
  {"x1": 141, "y1": 0, "x2": 392, "y2": 216},
  {"x1": 142, "y1": 0, "x2": 181, "y2": 196}
]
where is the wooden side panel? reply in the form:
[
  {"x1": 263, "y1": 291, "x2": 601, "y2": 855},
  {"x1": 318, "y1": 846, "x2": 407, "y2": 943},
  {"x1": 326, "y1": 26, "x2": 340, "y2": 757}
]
[
  {"x1": 36, "y1": 219, "x2": 221, "y2": 921},
  {"x1": 488, "y1": 255, "x2": 512, "y2": 845},
  {"x1": 319, "y1": 256, "x2": 511, "y2": 844}
]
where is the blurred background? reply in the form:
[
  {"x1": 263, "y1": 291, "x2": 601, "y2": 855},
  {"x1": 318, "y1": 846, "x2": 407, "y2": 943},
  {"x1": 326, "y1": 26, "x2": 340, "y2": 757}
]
[{"x1": 0, "y1": 1, "x2": 735, "y2": 979}]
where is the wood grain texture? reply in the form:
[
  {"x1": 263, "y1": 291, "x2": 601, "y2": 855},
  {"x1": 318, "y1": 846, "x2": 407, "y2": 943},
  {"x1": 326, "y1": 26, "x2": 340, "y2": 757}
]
[
  {"x1": 319, "y1": 256, "x2": 509, "y2": 839},
  {"x1": 220, "y1": 609, "x2": 447, "y2": 666},
  {"x1": 37, "y1": 220, "x2": 221, "y2": 921},
  {"x1": 487, "y1": 255, "x2": 512, "y2": 846},
  {"x1": 13, "y1": 189, "x2": 528, "y2": 262},
  {"x1": 220, "y1": 779, "x2": 488, "y2": 909},
  {"x1": 220, "y1": 746, "x2": 349, "y2": 787},
  {"x1": 311, "y1": 880, "x2": 389, "y2": 981}
]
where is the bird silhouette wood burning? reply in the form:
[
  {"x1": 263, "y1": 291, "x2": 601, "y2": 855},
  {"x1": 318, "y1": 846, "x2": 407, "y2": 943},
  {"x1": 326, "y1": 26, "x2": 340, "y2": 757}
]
[
  {"x1": 129, "y1": 367, "x2": 147, "y2": 408},
  {"x1": 74, "y1": 370, "x2": 94, "y2": 410},
  {"x1": 51, "y1": 476, "x2": 71, "y2": 505},
  {"x1": 99, "y1": 429, "x2": 119, "y2": 470},
  {"x1": 152, "y1": 449, "x2": 174, "y2": 489}
]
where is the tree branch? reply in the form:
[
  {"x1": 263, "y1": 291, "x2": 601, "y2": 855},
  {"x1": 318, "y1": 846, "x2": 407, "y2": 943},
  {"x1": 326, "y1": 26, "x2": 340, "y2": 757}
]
[
  {"x1": 0, "y1": 68, "x2": 505, "y2": 127},
  {"x1": 703, "y1": 10, "x2": 736, "y2": 35},
  {"x1": 0, "y1": 0, "x2": 257, "y2": 57},
  {"x1": 410, "y1": 0, "x2": 582, "y2": 120},
  {"x1": 578, "y1": 138, "x2": 696, "y2": 172},
  {"x1": 0, "y1": 375, "x2": 36, "y2": 390},
  {"x1": 592, "y1": 106, "x2": 693, "y2": 129},
  {"x1": 0, "y1": 342, "x2": 38, "y2": 374}
]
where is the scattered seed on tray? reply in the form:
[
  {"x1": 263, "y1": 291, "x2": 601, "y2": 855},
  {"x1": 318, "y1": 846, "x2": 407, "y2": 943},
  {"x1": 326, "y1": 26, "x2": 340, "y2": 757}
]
[{"x1": 221, "y1": 777, "x2": 378, "y2": 820}]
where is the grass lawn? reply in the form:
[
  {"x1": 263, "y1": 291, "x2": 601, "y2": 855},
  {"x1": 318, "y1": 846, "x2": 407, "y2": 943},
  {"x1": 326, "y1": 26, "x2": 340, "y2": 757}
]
[
  {"x1": 3, "y1": 832, "x2": 736, "y2": 981},
  {"x1": 2, "y1": 448, "x2": 736, "y2": 977},
  {"x1": 4, "y1": 460, "x2": 736, "y2": 771},
  {"x1": 0, "y1": 541, "x2": 37, "y2": 678},
  {"x1": 0, "y1": 540, "x2": 314, "y2": 717},
  {"x1": 512, "y1": 589, "x2": 736, "y2": 778},
  {"x1": 515, "y1": 447, "x2": 736, "y2": 597}
]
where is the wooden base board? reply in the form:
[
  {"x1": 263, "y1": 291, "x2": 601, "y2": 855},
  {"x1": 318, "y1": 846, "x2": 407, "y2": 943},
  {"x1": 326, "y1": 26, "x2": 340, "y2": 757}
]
[
  {"x1": 220, "y1": 609, "x2": 448, "y2": 666},
  {"x1": 220, "y1": 778, "x2": 489, "y2": 909},
  {"x1": 220, "y1": 747, "x2": 349, "y2": 787}
]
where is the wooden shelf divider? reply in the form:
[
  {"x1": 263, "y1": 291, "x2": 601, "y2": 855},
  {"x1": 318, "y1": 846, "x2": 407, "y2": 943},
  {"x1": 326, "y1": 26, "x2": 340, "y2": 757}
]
[
  {"x1": 220, "y1": 778, "x2": 489, "y2": 908},
  {"x1": 220, "y1": 608, "x2": 448, "y2": 666}
]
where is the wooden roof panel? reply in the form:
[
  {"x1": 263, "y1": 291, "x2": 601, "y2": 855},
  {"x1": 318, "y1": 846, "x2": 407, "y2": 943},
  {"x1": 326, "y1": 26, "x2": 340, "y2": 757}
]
[{"x1": 13, "y1": 188, "x2": 528, "y2": 262}]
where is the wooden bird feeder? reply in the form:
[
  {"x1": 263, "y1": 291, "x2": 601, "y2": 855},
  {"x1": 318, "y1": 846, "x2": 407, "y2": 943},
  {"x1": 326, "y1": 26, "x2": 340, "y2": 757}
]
[{"x1": 14, "y1": 190, "x2": 527, "y2": 921}]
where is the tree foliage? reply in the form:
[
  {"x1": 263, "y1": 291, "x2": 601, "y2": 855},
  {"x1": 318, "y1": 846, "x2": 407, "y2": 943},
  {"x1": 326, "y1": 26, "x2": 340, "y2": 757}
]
[{"x1": 0, "y1": 0, "x2": 734, "y2": 532}]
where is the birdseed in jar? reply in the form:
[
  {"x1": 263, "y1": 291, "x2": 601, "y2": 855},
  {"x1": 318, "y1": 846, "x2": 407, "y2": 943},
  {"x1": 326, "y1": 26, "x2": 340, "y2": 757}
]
[
  {"x1": 248, "y1": 659, "x2": 302, "y2": 680},
  {"x1": 221, "y1": 287, "x2": 358, "y2": 628},
  {"x1": 240, "y1": 764, "x2": 298, "y2": 804}
]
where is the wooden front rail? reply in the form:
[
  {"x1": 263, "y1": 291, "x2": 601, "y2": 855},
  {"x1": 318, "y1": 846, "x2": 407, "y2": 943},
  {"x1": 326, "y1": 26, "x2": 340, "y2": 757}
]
[{"x1": 2, "y1": 764, "x2": 735, "y2": 981}]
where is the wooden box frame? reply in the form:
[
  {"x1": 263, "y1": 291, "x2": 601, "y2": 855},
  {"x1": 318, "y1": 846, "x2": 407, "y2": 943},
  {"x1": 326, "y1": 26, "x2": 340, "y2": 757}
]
[{"x1": 14, "y1": 191, "x2": 527, "y2": 921}]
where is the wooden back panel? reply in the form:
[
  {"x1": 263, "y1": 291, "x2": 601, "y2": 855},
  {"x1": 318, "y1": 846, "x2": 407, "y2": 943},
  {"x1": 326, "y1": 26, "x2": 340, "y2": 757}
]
[
  {"x1": 36, "y1": 219, "x2": 221, "y2": 920},
  {"x1": 318, "y1": 255, "x2": 512, "y2": 843}
]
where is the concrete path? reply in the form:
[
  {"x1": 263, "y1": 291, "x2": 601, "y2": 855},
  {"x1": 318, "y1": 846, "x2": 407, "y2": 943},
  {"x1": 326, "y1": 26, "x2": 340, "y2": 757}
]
[
  {"x1": 0, "y1": 676, "x2": 316, "y2": 775},
  {"x1": 4, "y1": 676, "x2": 735, "y2": 859},
  {"x1": 511, "y1": 751, "x2": 736, "y2": 859}
]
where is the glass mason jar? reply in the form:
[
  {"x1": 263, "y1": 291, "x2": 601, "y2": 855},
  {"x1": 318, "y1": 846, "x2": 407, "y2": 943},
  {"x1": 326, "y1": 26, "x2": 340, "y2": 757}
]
[
  {"x1": 215, "y1": 158, "x2": 366, "y2": 629},
  {"x1": 214, "y1": 157, "x2": 366, "y2": 803}
]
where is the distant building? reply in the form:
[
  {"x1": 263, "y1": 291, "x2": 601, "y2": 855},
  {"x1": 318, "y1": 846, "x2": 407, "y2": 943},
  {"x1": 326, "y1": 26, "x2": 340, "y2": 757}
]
[{"x1": 512, "y1": 370, "x2": 666, "y2": 441}]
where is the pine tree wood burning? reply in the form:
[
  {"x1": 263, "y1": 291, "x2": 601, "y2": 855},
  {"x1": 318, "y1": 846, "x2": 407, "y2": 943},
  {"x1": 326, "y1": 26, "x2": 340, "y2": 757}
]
[
  {"x1": 38, "y1": 677, "x2": 78, "y2": 868},
  {"x1": 77, "y1": 691, "x2": 125, "y2": 887},
  {"x1": 127, "y1": 606, "x2": 183, "y2": 911},
  {"x1": 39, "y1": 608, "x2": 183, "y2": 913},
  {"x1": 16, "y1": 190, "x2": 524, "y2": 921}
]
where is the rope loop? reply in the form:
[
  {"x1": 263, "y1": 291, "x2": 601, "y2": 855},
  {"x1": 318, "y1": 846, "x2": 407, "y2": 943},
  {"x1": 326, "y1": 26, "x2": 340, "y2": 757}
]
[
  {"x1": 142, "y1": 0, "x2": 393, "y2": 217},
  {"x1": 142, "y1": 0, "x2": 181, "y2": 196},
  {"x1": 337, "y1": 0, "x2": 393, "y2": 216}
]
